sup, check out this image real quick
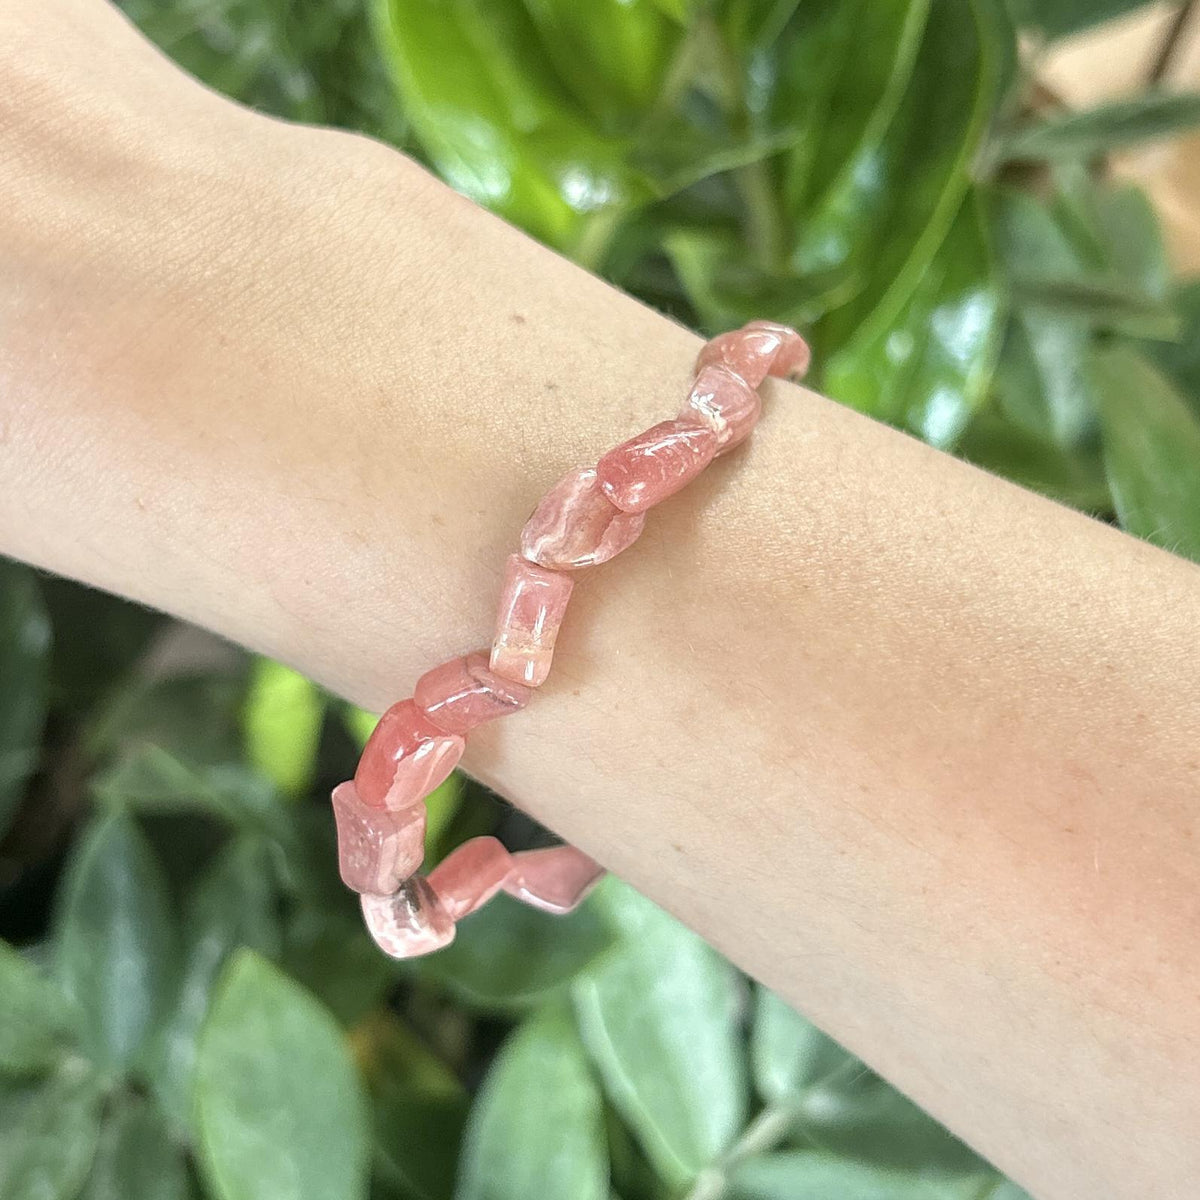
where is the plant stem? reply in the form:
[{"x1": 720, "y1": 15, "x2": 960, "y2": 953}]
[
  {"x1": 574, "y1": 206, "x2": 626, "y2": 275},
  {"x1": 680, "y1": 1103, "x2": 799, "y2": 1200},
  {"x1": 703, "y1": 16, "x2": 787, "y2": 272},
  {"x1": 734, "y1": 159, "x2": 786, "y2": 270}
]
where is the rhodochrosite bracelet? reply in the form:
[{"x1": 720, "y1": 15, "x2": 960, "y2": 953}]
[{"x1": 333, "y1": 321, "x2": 811, "y2": 959}]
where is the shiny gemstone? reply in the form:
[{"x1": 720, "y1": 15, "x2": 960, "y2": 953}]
[
  {"x1": 520, "y1": 466, "x2": 646, "y2": 570},
  {"x1": 415, "y1": 651, "x2": 532, "y2": 735},
  {"x1": 331, "y1": 779, "x2": 425, "y2": 895},
  {"x1": 354, "y1": 698, "x2": 464, "y2": 810},
  {"x1": 361, "y1": 877, "x2": 454, "y2": 958},
  {"x1": 490, "y1": 555, "x2": 574, "y2": 687},
  {"x1": 596, "y1": 418, "x2": 718, "y2": 513},
  {"x1": 680, "y1": 365, "x2": 762, "y2": 453}
]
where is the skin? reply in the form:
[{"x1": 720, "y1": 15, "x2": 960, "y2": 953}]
[{"x1": 3, "y1": 4, "x2": 1200, "y2": 1196}]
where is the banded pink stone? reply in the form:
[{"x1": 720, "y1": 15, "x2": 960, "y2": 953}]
[
  {"x1": 490, "y1": 554, "x2": 574, "y2": 687},
  {"x1": 415, "y1": 651, "x2": 532, "y2": 736},
  {"x1": 680, "y1": 365, "x2": 762, "y2": 453},
  {"x1": 354, "y1": 698, "x2": 464, "y2": 810},
  {"x1": 744, "y1": 320, "x2": 811, "y2": 379},
  {"x1": 361, "y1": 877, "x2": 455, "y2": 958},
  {"x1": 331, "y1": 779, "x2": 425, "y2": 895},
  {"x1": 426, "y1": 838, "x2": 604, "y2": 921},
  {"x1": 596, "y1": 417, "x2": 718, "y2": 513},
  {"x1": 695, "y1": 321, "x2": 809, "y2": 386},
  {"x1": 520, "y1": 466, "x2": 646, "y2": 570},
  {"x1": 427, "y1": 836, "x2": 512, "y2": 921},
  {"x1": 505, "y1": 845, "x2": 604, "y2": 914}
]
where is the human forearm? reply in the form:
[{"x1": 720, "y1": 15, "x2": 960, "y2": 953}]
[{"x1": 4, "y1": 6, "x2": 1200, "y2": 1197}]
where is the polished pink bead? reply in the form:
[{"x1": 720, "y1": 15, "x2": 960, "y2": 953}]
[
  {"x1": 520, "y1": 467, "x2": 646, "y2": 570},
  {"x1": 680, "y1": 365, "x2": 762, "y2": 453},
  {"x1": 745, "y1": 320, "x2": 811, "y2": 379},
  {"x1": 361, "y1": 877, "x2": 455, "y2": 959},
  {"x1": 695, "y1": 327, "x2": 783, "y2": 387},
  {"x1": 330, "y1": 780, "x2": 425, "y2": 895},
  {"x1": 354, "y1": 698, "x2": 465, "y2": 810},
  {"x1": 427, "y1": 836, "x2": 512, "y2": 921},
  {"x1": 596, "y1": 418, "x2": 718, "y2": 514},
  {"x1": 503, "y1": 846, "x2": 604, "y2": 914},
  {"x1": 490, "y1": 554, "x2": 574, "y2": 687},
  {"x1": 415, "y1": 651, "x2": 532, "y2": 736}
]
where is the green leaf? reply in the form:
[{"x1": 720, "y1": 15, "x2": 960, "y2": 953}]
[
  {"x1": 996, "y1": 174, "x2": 1173, "y2": 313},
  {"x1": 814, "y1": 0, "x2": 1005, "y2": 351},
  {"x1": 635, "y1": 124, "x2": 801, "y2": 200},
  {"x1": 357, "y1": 1012, "x2": 468, "y2": 1200},
  {"x1": 282, "y1": 906, "x2": 398, "y2": 1029},
  {"x1": 416, "y1": 890, "x2": 614, "y2": 1011},
  {"x1": 373, "y1": 0, "x2": 648, "y2": 260},
  {"x1": 0, "y1": 1063, "x2": 103, "y2": 1200},
  {"x1": 1006, "y1": 0, "x2": 1156, "y2": 39},
  {"x1": 665, "y1": 225, "x2": 855, "y2": 332},
  {"x1": 519, "y1": 0, "x2": 679, "y2": 128},
  {"x1": 997, "y1": 92, "x2": 1200, "y2": 163},
  {"x1": 243, "y1": 658, "x2": 324, "y2": 799},
  {"x1": 648, "y1": 0, "x2": 694, "y2": 22},
  {"x1": 719, "y1": 0, "x2": 802, "y2": 51},
  {"x1": 92, "y1": 745, "x2": 290, "y2": 848},
  {"x1": 1069, "y1": 181, "x2": 1171, "y2": 302},
  {"x1": 423, "y1": 772, "x2": 465, "y2": 854},
  {"x1": 793, "y1": 1076, "x2": 990, "y2": 1177},
  {"x1": 152, "y1": 837, "x2": 282, "y2": 1135},
  {"x1": 750, "y1": 988, "x2": 858, "y2": 1107},
  {"x1": 986, "y1": 1183, "x2": 1035, "y2": 1200},
  {"x1": 992, "y1": 313, "x2": 1094, "y2": 449},
  {"x1": 1090, "y1": 346, "x2": 1200, "y2": 561},
  {"x1": 989, "y1": 186, "x2": 1171, "y2": 443},
  {"x1": 573, "y1": 880, "x2": 747, "y2": 1188},
  {"x1": 728, "y1": 1152, "x2": 986, "y2": 1200},
  {"x1": 195, "y1": 951, "x2": 370, "y2": 1200},
  {"x1": 121, "y1": 0, "x2": 405, "y2": 143},
  {"x1": 0, "y1": 559, "x2": 50, "y2": 840},
  {"x1": 824, "y1": 195, "x2": 1004, "y2": 448},
  {"x1": 81, "y1": 1096, "x2": 189, "y2": 1200},
  {"x1": 958, "y1": 407, "x2": 1111, "y2": 512},
  {"x1": 54, "y1": 813, "x2": 177, "y2": 1076},
  {"x1": 39, "y1": 577, "x2": 161, "y2": 712},
  {"x1": 1012, "y1": 276, "x2": 1179, "y2": 341},
  {"x1": 0, "y1": 940, "x2": 75, "y2": 1075},
  {"x1": 343, "y1": 704, "x2": 379, "y2": 749},
  {"x1": 1146, "y1": 278, "x2": 1200, "y2": 415},
  {"x1": 88, "y1": 671, "x2": 247, "y2": 771},
  {"x1": 778, "y1": 0, "x2": 932, "y2": 227},
  {"x1": 456, "y1": 1004, "x2": 608, "y2": 1200}
]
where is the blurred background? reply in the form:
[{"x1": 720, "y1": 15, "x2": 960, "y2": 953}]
[{"x1": 3, "y1": 2, "x2": 1200, "y2": 1198}]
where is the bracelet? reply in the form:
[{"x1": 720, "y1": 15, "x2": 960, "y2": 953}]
[{"x1": 331, "y1": 320, "x2": 811, "y2": 959}]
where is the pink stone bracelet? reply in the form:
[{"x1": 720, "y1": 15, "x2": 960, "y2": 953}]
[{"x1": 332, "y1": 320, "x2": 810, "y2": 958}]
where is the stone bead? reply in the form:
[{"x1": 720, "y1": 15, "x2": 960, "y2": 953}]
[
  {"x1": 490, "y1": 554, "x2": 574, "y2": 687},
  {"x1": 331, "y1": 780, "x2": 426, "y2": 895},
  {"x1": 520, "y1": 467, "x2": 646, "y2": 570},
  {"x1": 361, "y1": 877, "x2": 455, "y2": 959},
  {"x1": 596, "y1": 418, "x2": 718, "y2": 514},
  {"x1": 695, "y1": 322, "x2": 809, "y2": 387},
  {"x1": 503, "y1": 846, "x2": 604, "y2": 914},
  {"x1": 415, "y1": 651, "x2": 532, "y2": 736},
  {"x1": 354, "y1": 698, "x2": 465, "y2": 810},
  {"x1": 744, "y1": 320, "x2": 811, "y2": 379},
  {"x1": 426, "y1": 836, "x2": 512, "y2": 921},
  {"x1": 695, "y1": 327, "x2": 784, "y2": 387},
  {"x1": 680, "y1": 365, "x2": 762, "y2": 453}
]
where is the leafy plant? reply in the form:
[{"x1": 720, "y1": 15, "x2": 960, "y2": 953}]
[{"x1": 4, "y1": 1, "x2": 1199, "y2": 1198}]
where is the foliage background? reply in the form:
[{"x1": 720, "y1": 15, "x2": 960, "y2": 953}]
[{"x1": 3, "y1": 1, "x2": 1200, "y2": 1198}]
